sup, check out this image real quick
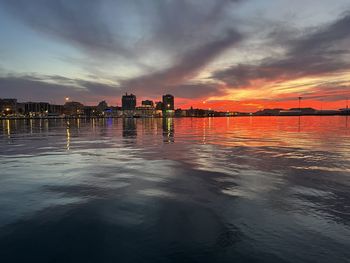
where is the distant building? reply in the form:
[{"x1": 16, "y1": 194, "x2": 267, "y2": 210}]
[
  {"x1": 290, "y1": 108, "x2": 316, "y2": 115},
  {"x1": 122, "y1": 93, "x2": 136, "y2": 110},
  {"x1": 175, "y1": 109, "x2": 187, "y2": 117},
  {"x1": 186, "y1": 108, "x2": 212, "y2": 117},
  {"x1": 64, "y1": 101, "x2": 84, "y2": 116},
  {"x1": 254, "y1": 108, "x2": 283, "y2": 116},
  {"x1": 97, "y1": 100, "x2": 108, "y2": 113},
  {"x1": 162, "y1": 94, "x2": 174, "y2": 111},
  {"x1": 83, "y1": 106, "x2": 98, "y2": 117},
  {"x1": 136, "y1": 100, "x2": 155, "y2": 117},
  {"x1": 49, "y1": 104, "x2": 64, "y2": 116},
  {"x1": 141, "y1": 100, "x2": 154, "y2": 107},
  {"x1": 340, "y1": 108, "x2": 350, "y2": 115},
  {"x1": 155, "y1": 101, "x2": 164, "y2": 110},
  {"x1": 24, "y1": 102, "x2": 50, "y2": 116},
  {"x1": 110, "y1": 106, "x2": 123, "y2": 117},
  {"x1": 135, "y1": 106, "x2": 156, "y2": 117},
  {"x1": 317, "y1": 110, "x2": 341, "y2": 115},
  {"x1": 0, "y1": 98, "x2": 18, "y2": 115}
]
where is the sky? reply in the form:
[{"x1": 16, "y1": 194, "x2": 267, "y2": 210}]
[{"x1": 1, "y1": 0, "x2": 350, "y2": 111}]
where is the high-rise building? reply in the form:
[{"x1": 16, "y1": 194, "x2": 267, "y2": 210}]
[
  {"x1": 122, "y1": 93, "x2": 136, "y2": 110},
  {"x1": 162, "y1": 94, "x2": 174, "y2": 111}
]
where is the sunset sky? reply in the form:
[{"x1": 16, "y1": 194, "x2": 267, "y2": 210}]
[{"x1": 1, "y1": 0, "x2": 350, "y2": 111}]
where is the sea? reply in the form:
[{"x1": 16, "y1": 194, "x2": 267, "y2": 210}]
[{"x1": 0, "y1": 116, "x2": 349, "y2": 263}]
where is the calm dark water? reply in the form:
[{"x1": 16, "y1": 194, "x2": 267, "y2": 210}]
[{"x1": 0, "y1": 116, "x2": 350, "y2": 263}]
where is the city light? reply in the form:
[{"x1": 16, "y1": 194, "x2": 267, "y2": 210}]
[{"x1": 65, "y1": 97, "x2": 70, "y2": 101}]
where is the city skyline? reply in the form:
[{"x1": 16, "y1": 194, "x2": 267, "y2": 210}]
[{"x1": 1, "y1": 1, "x2": 350, "y2": 111}]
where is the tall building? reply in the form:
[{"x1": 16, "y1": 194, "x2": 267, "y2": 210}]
[
  {"x1": 122, "y1": 93, "x2": 136, "y2": 110},
  {"x1": 162, "y1": 94, "x2": 174, "y2": 111}
]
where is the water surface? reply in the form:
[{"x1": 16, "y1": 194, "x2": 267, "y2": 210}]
[{"x1": 0, "y1": 117, "x2": 350, "y2": 262}]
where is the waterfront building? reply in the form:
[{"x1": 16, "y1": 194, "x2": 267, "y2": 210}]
[
  {"x1": 339, "y1": 107, "x2": 350, "y2": 115},
  {"x1": 83, "y1": 106, "x2": 98, "y2": 117},
  {"x1": 162, "y1": 94, "x2": 174, "y2": 117},
  {"x1": 175, "y1": 109, "x2": 187, "y2": 117},
  {"x1": 0, "y1": 98, "x2": 18, "y2": 115},
  {"x1": 97, "y1": 101, "x2": 108, "y2": 113},
  {"x1": 142, "y1": 100, "x2": 154, "y2": 107},
  {"x1": 135, "y1": 106, "x2": 156, "y2": 117},
  {"x1": 64, "y1": 101, "x2": 84, "y2": 116},
  {"x1": 162, "y1": 94, "x2": 174, "y2": 111},
  {"x1": 155, "y1": 101, "x2": 164, "y2": 110},
  {"x1": 122, "y1": 93, "x2": 136, "y2": 110},
  {"x1": 111, "y1": 106, "x2": 123, "y2": 117},
  {"x1": 254, "y1": 109, "x2": 284, "y2": 116},
  {"x1": 49, "y1": 104, "x2": 64, "y2": 116},
  {"x1": 24, "y1": 102, "x2": 50, "y2": 116}
]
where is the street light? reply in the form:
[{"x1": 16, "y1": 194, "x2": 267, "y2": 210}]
[{"x1": 65, "y1": 97, "x2": 70, "y2": 102}]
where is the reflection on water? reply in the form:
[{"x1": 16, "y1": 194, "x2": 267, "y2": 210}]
[
  {"x1": 123, "y1": 118, "x2": 137, "y2": 138},
  {"x1": 66, "y1": 121, "x2": 71, "y2": 151},
  {"x1": 162, "y1": 117, "x2": 174, "y2": 143},
  {"x1": 0, "y1": 116, "x2": 350, "y2": 263}
]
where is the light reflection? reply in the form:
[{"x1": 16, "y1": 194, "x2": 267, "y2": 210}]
[
  {"x1": 30, "y1": 119, "x2": 33, "y2": 134},
  {"x1": 6, "y1": 119, "x2": 10, "y2": 137},
  {"x1": 66, "y1": 121, "x2": 70, "y2": 150},
  {"x1": 202, "y1": 118, "x2": 207, "y2": 144},
  {"x1": 346, "y1": 116, "x2": 348, "y2": 129},
  {"x1": 162, "y1": 118, "x2": 174, "y2": 143}
]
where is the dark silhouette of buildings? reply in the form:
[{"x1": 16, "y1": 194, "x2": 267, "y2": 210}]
[
  {"x1": 3, "y1": 93, "x2": 350, "y2": 119},
  {"x1": 141, "y1": 100, "x2": 154, "y2": 107},
  {"x1": 0, "y1": 99, "x2": 18, "y2": 115},
  {"x1": 97, "y1": 101, "x2": 108, "y2": 113},
  {"x1": 162, "y1": 94, "x2": 174, "y2": 111},
  {"x1": 64, "y1": 101, "x2": 84, "y2": 116},
  {"x1": 24, "y1": 102, "x2": 50, "y2": 115},
  {"x1": 122, "y1": 93, "x2": 136, "y2": 110},
  {"x1": 155, "y1": 101, "x2": 164, "y2": 110}
]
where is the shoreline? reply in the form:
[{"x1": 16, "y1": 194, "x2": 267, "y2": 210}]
[{"x1": 0, "y1": 114, "x2": 349, "y2": 120}]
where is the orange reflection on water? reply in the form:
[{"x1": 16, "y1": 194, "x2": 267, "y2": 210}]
[{"x1": 171, "y1": 116, "x2": 350, "y2": 150}]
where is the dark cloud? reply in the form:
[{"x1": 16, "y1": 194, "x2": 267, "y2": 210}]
[
  {"x1": 0, "y1": 74, "x2": 120, "y2": 104},
  {"x1": 213, "y1": 12, "x2": 350, "y2": 88},
  {"x1": 1, "y1": 0, "x2": 131, "y2": 58},
  {"x1": 1, "y1": 0, "x2": 241, "y2": 59},
  {"x1": 1, "y1": 0, "x2": 244, "y2": 99},
  {"x1": 290, "y1": 12, "x2": 350, "y2": 56},
  {"x1": 166, "y1": 83, "x2": 228, "y2": 99},
  {"x1": 120, "y1": 30, "x2": 241, "y2": 97},
  {"x1": 213, "y1": 55, "x2": 349, "y2": 87},
  {"x1": 299, "y1": 84, "x2": 350, "y2": 102}
]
